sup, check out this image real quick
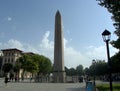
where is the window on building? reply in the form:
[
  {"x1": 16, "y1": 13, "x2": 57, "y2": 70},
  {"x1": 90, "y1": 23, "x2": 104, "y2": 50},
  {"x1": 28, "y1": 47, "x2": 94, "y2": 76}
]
[
  {"x1": 4, "y1": 59, "x2": 7, "y2": 63},
  {"x1": 11, "y1": 52, "x2": 14, "y2": 56},
  {"x1": 8, "y1": 59, "x2": 10, "y2": 63},
  {"x1": 11, "y1": 58, "x2": 14, "y2": 63},
  {"x1": 5, "y1": 53, "x2": 7, "y2": 56},
  {"x1": 8, "y1": 53, "x2": 10, "y2": 56}
]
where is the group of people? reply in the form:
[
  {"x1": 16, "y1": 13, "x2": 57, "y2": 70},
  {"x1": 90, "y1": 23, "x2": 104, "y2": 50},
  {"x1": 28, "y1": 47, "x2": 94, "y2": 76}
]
[{"x1": 4, "y1": 73, "x2": 18, "y2": 86}]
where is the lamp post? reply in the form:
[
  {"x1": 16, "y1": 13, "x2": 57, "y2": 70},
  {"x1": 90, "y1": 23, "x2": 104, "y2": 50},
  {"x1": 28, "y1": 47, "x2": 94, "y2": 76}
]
[
  {"x1": 102, "y1": 29, "x2": 113, "y2": 91},
  {"x1": 92, "y1": 59, "x2": 96, "y2": 91}
]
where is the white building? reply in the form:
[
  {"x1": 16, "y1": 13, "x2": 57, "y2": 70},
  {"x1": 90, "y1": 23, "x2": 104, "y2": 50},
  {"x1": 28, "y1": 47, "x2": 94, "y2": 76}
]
[{"x1": 0, "y1": 48, "x2": 22, "y2": 77}]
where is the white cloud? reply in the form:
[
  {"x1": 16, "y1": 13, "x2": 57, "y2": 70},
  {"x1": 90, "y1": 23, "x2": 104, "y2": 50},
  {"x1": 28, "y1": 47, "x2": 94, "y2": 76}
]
[
  {"x1": 64, "y1": 46, "x2": 88, "y2": 68},
  {"x1": 7, "y1": 16, "x2": 12, "y2": 21},
  {"x1": 64, "y1": 38, "x2": 68, "y2": 49},
  {"x1": 39, "y1": 31, "x2": 53, "y2": 49},
  {"x1": 0, "y1": 39, "x2": 39, "y2": 53},
  {"x1": 0, "y1": 39, "x2": 23, "y2": 50},
  {"x1": 8, "y1": 39, "x2": 23, "y2": 49},
  {"x1": 86, "y1": 46, "x2": 106, "y2": 59},
  {"x1": 84, "y1": 46, "x2": 107, "y2": 66},
  {"x1": 0, "y1": 16, "x2": 12, "y2": 23},
  {"x1": 38, "y1": 31, "x2": 88, "y2": 68},
  {"x1": 85, "y1": 45, "x2": 118, "y2": 63},
  {"x1": 39, "y1": 31, "x2": 54, "y2": 60},
  {"x1": 23, "y1": 44, "x2": 39, "y2": 53}
]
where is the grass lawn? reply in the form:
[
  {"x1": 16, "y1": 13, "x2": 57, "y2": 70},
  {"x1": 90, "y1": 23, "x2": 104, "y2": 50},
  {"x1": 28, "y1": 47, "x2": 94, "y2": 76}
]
[{"x1": 96, "y1": 83, "x2": 120, "y2": 91}]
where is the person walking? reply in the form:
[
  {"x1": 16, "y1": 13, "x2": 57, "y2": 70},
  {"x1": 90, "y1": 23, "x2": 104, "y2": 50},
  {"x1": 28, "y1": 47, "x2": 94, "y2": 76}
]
[{"x1": 4, "y1": 75, "x2": 8, "y2": 86}]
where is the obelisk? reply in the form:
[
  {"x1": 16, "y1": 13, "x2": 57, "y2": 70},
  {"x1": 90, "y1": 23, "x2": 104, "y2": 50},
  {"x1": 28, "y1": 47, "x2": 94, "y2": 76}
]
[{"x1": 53, "y1": 10, "x2": 66, "y2": 83}]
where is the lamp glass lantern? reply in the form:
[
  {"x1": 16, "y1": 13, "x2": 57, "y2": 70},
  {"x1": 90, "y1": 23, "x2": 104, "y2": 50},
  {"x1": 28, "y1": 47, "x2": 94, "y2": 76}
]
[{"x1": 102, "y1": 29, "x2": 111, "y2": 42}]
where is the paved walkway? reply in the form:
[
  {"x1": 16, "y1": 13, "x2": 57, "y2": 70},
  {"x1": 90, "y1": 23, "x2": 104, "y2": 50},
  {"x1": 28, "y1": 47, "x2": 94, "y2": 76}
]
[{"x1": 0, "y1": 78, "x2": 86, "y2": 91}]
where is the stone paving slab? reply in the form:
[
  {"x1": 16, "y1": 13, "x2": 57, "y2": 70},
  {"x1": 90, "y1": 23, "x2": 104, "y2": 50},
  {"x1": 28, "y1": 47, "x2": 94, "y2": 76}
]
[{"x1": 0, "y1": 78, "x2": 86, "y2": 91}]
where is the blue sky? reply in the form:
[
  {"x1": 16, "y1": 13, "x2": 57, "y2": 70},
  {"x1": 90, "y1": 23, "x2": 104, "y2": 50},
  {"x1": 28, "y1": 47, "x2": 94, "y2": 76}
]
[{"x1": 0, "y1": 0, "x2": 118, "y2": 68}]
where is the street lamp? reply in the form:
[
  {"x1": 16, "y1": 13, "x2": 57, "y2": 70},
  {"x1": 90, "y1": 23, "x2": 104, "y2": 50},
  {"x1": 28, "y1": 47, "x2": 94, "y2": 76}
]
[
  {"x1": 102, "y1": 29, "x2": 113, "y2": 91},
  {"x1": 92, "y1": 59, "x2": 96, "y2": 91}
]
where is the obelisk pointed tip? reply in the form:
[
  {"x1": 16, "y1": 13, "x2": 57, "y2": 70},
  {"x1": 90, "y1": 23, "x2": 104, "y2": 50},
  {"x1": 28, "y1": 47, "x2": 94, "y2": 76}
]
[
  {"x1": 56, "y1": 10, "x2": 61, "y2": 16},
  {"x1": 56, "y1": 10, "x2": 60, "y2": 13}
]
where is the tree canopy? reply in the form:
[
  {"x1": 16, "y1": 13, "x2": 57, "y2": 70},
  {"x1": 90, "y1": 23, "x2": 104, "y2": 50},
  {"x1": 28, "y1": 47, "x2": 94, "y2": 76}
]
[
  {"x1": 19, "y1": 54, "x2": 52, "y2": 76},
  {"x1": 76, "y1": 65, "x2": 84, "y2": 76},
  {"x1": 65, "y1": 64, "x2": 84, "y2": 76},
  {"x1": 2, "y1": 63, "x2": 13, "y2": 73}
]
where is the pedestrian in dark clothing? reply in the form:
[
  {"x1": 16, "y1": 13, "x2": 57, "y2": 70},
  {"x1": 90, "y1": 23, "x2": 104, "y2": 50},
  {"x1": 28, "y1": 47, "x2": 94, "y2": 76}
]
[{"x1": 4, "y1": 76, "x2": 8, "y2": 86}]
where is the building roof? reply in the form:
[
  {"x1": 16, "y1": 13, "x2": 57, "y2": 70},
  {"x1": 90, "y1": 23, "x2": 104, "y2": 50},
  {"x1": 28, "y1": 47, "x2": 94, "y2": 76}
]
[
  {"x1": 1, "y1": 48, "x2": 23, "y2": 52},
  {"x1": 23, "y1": 52, "x2": 35, "y2": 55}
]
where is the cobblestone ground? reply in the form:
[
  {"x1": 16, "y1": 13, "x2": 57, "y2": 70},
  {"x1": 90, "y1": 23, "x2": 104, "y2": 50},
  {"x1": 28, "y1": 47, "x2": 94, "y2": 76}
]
[{"x1": 0, "y1": 78, "x2": 86, "y2": 91}]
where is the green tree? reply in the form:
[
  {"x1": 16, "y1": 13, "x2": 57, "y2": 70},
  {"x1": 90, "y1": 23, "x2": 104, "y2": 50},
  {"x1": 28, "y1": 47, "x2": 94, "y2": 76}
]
[
  {"x1": 111, "y1": 52, "x2": 120, "y2": 72},
  {"x1": 2, "y1": 63, "x2": 13, "y2": 73},
  {"x1": 89, "y1": 60, "x2": 108, "y2": 76},
  {"x1": 14, "y1": 63, "x2": 21, "y2": 74},
  {"x1": 24, "y1": 58, "x2": 39, "y2": 74},
  {"x1": 21, "y1": 54, "x2": 52, "y2": 76},
  {"x1": 18, "y1": 54, "x2": 39, "y2": 79},
  {"x1": 20, "y1": 54, "x2": 37, "y2": 73},
  {"x1": 69, "y1": 68, "x2": 76, "y2": 76},
  {"x1": 97, "y1": 0, "x2": 120, "y2": 72},
  {"x1": 36, "y1": 55, "x2": 52, "y2": 76},
  {"x1": 76, "y1": 65, "x2": 84, "y2": 76},
  {"x1": 84, "y1": 67, "x2": 90, "y2": 76},
  {"x1": 65, "y1": 66, "x2": 70, "y2": 76},
  {"x1": 95, "y1": 61, "x2": 108, "y2": 76}
]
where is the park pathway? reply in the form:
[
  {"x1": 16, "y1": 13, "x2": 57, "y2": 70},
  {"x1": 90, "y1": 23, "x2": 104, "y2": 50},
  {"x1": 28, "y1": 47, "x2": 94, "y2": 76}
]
[{"x1": 0, "y1": 78, "x2": 86, "y2": 91}]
